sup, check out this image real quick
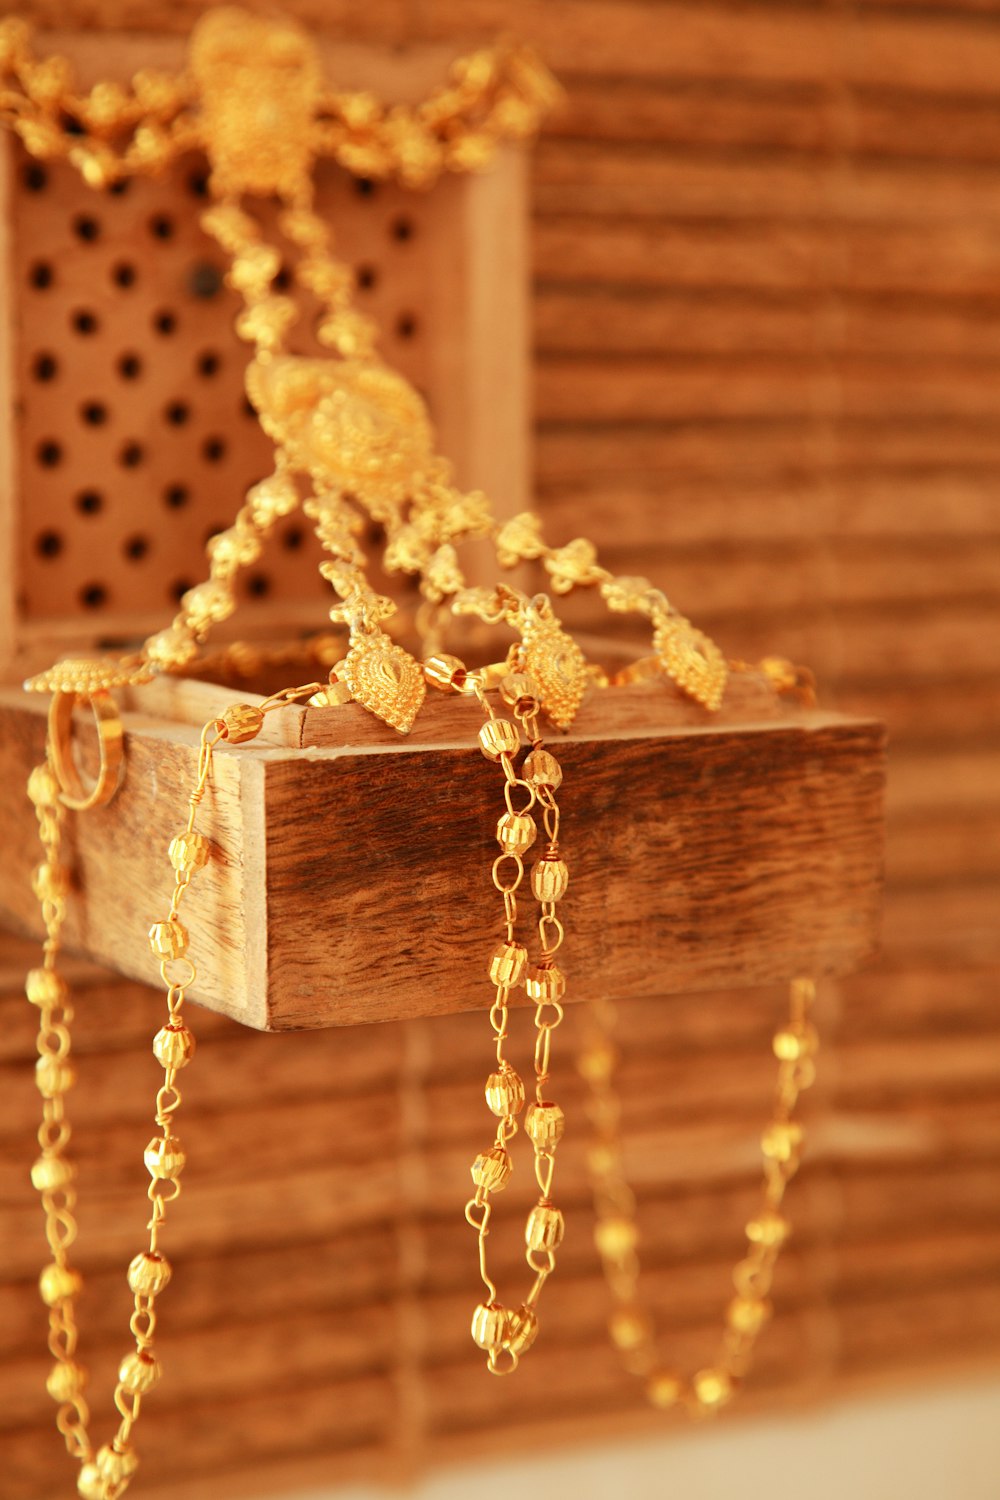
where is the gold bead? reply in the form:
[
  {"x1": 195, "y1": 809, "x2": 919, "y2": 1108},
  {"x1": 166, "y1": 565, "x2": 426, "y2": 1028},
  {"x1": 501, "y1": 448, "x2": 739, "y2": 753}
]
[
  {"x1": 647, "y1": 1370, "x2": 684, "y2": 1409},
  {"x1": 489, "y1": 940, "x2": 527, "y2": 987},
  {"x1": 143, "y1": 1135, "x2": 186, "y2": 1181},
  {"x1": 595, "y1": 1216, "x2": 637, "y2": 1260},
  {"x1": 35, "y1": 1056, "x2": 75, "y2": 1099},
  {"x1": 693, "y1": 1366, "x2": 735, "y2": 1411},
  {"x1": 760, "y1": 1120, "x2": 803, "y2": 1163},
  {"x1": 32, "y1": 861, "x2": 70, "y2": 903},
  {"x1": 39, "y1": 1263, "x2": 82, "y2": 1306},
  {"x1": 148, "y1": 919, "x2": 188, "y2": 961},
  {"x1": 246, "y1": 472, "x2": 299, "y2": 526},
  {"x1": 524, "y1": 1100, "x2": 565, "y2": 1150},
  {"x1": 478, "y1": 717, "x2": 520, "y2": 761},
  {"x1": 506, "y1": 1303, "x2": 539, "y2": 1356},
  {"x1": 153, "y1": 1024, "x2": 195, "y2": 1070},
  {"x1": 31, "y1": 1155, "x2": 74, "y2": 1192},
  {"x1": 496, "y1": 810, "x2": 537, "y2": 855},
  {"x1": 127, "y1": 1251, "x2": 172, "y2": 1298},
  {"x1": 727, "y1": 1296, "x2": 771, "y2": 1335},
  {"x1": 220, "y1": 703, "x2": 265, "y2": 743},
  {"x1": 525, "y1": 963, "x2": 566, "y2": 1004},
  {"x1": 523, "y1": 748, "x2": 562, "y2": 790},
  {"x1": 118, "y1": 1349, "x2": 161, "y2": 1395},
  {"x1": 168, "y1": 831, "x2": 211, "y2": 874},
  {"x1": 531, "y1": 849, "x2": 569, "y2": 902},
  {"x1": 745, "y1": 1207, "x2": 790, "y2": 1248},
  {"x1": 25, "y1": 967, "x2": 67, "y2": 1008},
  {"x1": 773, "y1": 1022, "x2": 819, "y2": 1061},
  {"x1": 610, "y1": 1306, "x2": 651, "y2": 1352},
  {"x1": 46, "y1": 1359, "x2": 87, "y2": 1402},
  {"x1": 499, "y1": 672, "x2": 538, "y2": 710},
  {"x1": 578, "y1": 1041, "x2": 616, "y2": 1084},
  {"x1": 471, "y1": 1301, "x2": 509, "y2": 1351},
  {"x1": 27, "y1": 764, "x2": 60, "y2": 807},
  {"x1": 471, "y1": 1145, "x2": 513, "y2": 1193},
  {"x1": 96, "y1": 1441, "x2": 139, "y2": 1486},
  {"x1": 77, "y1": 1463, "x2": 108, "y2": 1500},
  {"x1": 525, "y1": 1202, "x2": 564, "y2": 1251},
  {"x1": 485, "y1": 1067, "x2": 525, "y2": 1117},
  {"x1": 423, "y1": 653, "x2": 467, "y2": 693}
]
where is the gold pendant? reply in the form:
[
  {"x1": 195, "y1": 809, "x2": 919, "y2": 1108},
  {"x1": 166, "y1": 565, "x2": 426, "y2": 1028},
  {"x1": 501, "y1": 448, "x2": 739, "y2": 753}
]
[
  {"x1": 23, "y1": 656, "x2": 153, "y2": 694},
  {"x1": 654, "y1": 617, "x2": 728, "y2": 711},
  {"x1": 521, "y1": 615, "x2": 588, "y2": 731},
  {"x1": 343, "y1": 631, "x2": 426, "y2": 735}
]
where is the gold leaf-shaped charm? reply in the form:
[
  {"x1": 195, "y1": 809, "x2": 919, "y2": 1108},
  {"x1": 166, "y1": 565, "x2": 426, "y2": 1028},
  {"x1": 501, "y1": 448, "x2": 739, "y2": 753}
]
[
  {"x1": 423, "y1": 544, "x2": 465, "y2": 603},
  {"x1": 521, "y1": 617, "x2": 589, "y2": 731},
  {"x1": 654, "y1": 617, "x2": 728, "y2": 712},
  {"x1": 495, "y1": 511, "x2": 546, "y2": 568},
  {"x1": 543, "y1": 537, "x2": 604, "y2": 594},
  {"x1": 344, "y1": 632, "x2": 426, "y2": 734}
]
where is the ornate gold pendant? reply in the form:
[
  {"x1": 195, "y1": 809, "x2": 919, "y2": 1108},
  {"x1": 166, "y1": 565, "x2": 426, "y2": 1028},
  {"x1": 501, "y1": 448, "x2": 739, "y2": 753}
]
[
  {"x1": 521, "y1": 615, "x2": 589, "y2": 731},
  {"x1": 654, "y1": 617, "x2": 728, "y2": 711},
  {"x1": 343, "y1": 631, "x2": 426, "y2": 734},
  {"x1": 23, "y1": 656, "x2": 153, "y2": 694}
]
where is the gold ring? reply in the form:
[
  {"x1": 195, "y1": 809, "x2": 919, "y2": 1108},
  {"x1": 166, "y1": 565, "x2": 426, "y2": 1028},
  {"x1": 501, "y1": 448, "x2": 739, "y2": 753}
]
[{"x1": 47, "y1": 690, "x2": 124, "y2": 811}]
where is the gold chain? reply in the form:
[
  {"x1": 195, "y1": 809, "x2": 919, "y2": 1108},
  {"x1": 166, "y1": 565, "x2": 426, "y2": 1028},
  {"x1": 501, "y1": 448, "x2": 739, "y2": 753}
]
[
  {"x1": 580, "y1": 978, "x2": 819, "y2": 1416},
  {"x1": 463, "y1": 667, "x2": 568, "y2": 1374},
  {"x1": 25, "y1": 686, "x2": 321, "y2": 1500}
]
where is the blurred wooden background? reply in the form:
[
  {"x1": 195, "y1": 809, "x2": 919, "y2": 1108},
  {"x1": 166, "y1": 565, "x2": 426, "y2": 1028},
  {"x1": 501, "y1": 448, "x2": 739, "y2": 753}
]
[{"x1": 2, "y1": 1, "x2": 999, "y2": 1496}]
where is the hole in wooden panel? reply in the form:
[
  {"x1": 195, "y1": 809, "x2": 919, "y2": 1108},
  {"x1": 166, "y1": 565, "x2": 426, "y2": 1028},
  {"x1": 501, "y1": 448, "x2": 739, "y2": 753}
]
[
  {"x1": 153, "y1": 309, "x2": 177, "y2": 335},
  {"x1": 202, "y1": 436, "x2": 226, "y2": 463},
  {"x1": 124, "y1": 534, "x2": 150, "y2": 561},
  {"x1": 274, "y1": 264, "x2": 292, "y2": 292},
  {"x1": 32, "y1": 352, "x2": 59, "y2": 382},
  {"x1": 197, "y1": 350, "x2": 221, "y2": 378},
  {"x1": 164, "y1": 484, "x2": 189, "y2": 509},
  {"x1": 80, "y1": 582, "x2": 108, "y2": 609},
  {"x1": 170, "y1": 577, "x2": 194, "y2": 602},
  {"x1": 187, "y1": 169, "x2": 209, "y2": 198},
  {"x1": 118, "y1": 352, "x2": 143, "y2": 380},
  {"x1": 112, "y1": 262, "x2": 137, "y2": 288},
  {"x1": 72, "y1": 213, "x2": 100, "y2": 242},
  {"x1": 188, "y1": 262, "x2": 223, "y2": 299},
  {"x1": 72, "y1": 309, "x2": 98, "y2": 335},
  {"x1": 23, "y1": 163, "x2": 47, "y2": 192},
  {"x1": 355, "y1": 178, "x2": 376, "y2": 197},
  {"x1": 119, "y1": 441, "x2": 144, "y2": 468},
  {"x1": 283, "y1": 526, "x2": 304, "y2": 551},
  {"x1": 36, "y1": 530, "x2": 63, "y2": 558},
  {"x1": 241, "y1": 397, "x2": 256, "y2": 420},
  {"x1": 247, "y1": 572, "x2": 270, "y2": 598},
  {"x1": 30, "y1": 261, "x2": 54, "y2": 289},
  {"x1": 60, "y1": 113, "x2": 86, "y2": 138},
  {"x1": 36, "y1": 439, "x2": 63, "y2": 468},
  {"x1": 81, "y1": 401, "x2": 108, "y2": 427},
  {"x1": 150, "y1": 213, "x2": 175, "y2": 240},
  {"x1": 165, "y1": 401, "x2": 190, "y2": 427},
  {"x1": 108, "y1": 179, "x2": 130, "y2": 197},
  {"x1": 391, "y1": 215, "x2": 414, "y2": 242},
  {"x1": 76, "y1": 490, "x2": 103, "y2": 516},
  {"x1": 357, "y1": 264, "x2": 377, "y2": 291},
  {"x1": 396, "y1": 312, "x2": 418, "y2": 340}
]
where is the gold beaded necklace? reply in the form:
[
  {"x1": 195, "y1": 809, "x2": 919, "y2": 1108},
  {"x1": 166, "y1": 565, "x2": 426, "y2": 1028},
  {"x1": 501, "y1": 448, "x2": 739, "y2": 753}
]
[{"x1": 4, "y1": 10, "x2": 817, "y2": 1493}]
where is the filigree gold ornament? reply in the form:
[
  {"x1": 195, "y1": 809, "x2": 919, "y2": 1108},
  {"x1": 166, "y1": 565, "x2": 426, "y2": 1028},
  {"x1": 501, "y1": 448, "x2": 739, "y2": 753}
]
[
  {"x1": 343, "y1": 631, "x2": 426, "y2": 734},
  {"x1": 654, "y1": 617, "x2": 729, "y2": 712},
  {"x1": 24, "y1": 657, "x2": 153, "y2": 694},
  {"x1": 519, "y1": 607, "x2": 590, "y2": 731}
]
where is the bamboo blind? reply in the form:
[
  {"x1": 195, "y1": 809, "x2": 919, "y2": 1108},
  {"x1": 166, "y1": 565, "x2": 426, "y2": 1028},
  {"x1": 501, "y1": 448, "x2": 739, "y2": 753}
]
[{"x1": 3, "y1": 1, "x2": 1000, "y2": 1496}]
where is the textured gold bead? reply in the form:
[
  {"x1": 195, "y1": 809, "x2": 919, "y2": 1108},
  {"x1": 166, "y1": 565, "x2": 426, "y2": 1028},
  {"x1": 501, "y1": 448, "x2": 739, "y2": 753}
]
[
  {"x1": 471, "y1": 1145, "x2": 513, "y2": 1193},
  {"x1": 127, "y1": 1251, "x2": 172, "y2": 1298},
  {"x1": 39, "y1": 1263, "x2": 82, "y2": 1306},
  {"x1": 693, "y1": 1367, "x2": 734, "y2": 1411},
  {"x1": 96, "y1": 1441, "x2": 139, "y2": 1486},
  {"x1": 499, "y1": 671, "x2": 538, "y2": 710},
  {"x1": 478, "y1": 717, "x2": 520, "y2": 761},
  {"x1": 168, "y1": 831, "x2": 211, "y2": 874},
  {"x1": 746, "y1": 1207, "x2": 790, "y2": 1248},
  {"x1": 610, "y1": 1306, "x2": 651, "y2": 1352},
  {"x1": 35, "y1": 1056, "x2": 75, "y2": 1099},
  {"x1": 761, "y1": 1120, "x2": 803, "y2": 1163},
  {"x1": 45, "y1": 1359, "x2": 87, "y2": 1402},
  {"x1": 153, "y1": 1023, "x2": 195, "y2": 1070},
  {"x1": 506, "y1": 1303, "x2": 539, "y2": 1356},
  {"x1": 220, "y1": 702, "x2": 265, "y2": 743},
  {"x1": 485, "y1": 1067, "x2": 525, "y2": 1118},
  {"x1": 489, "y1": 940, "x2": 527, "y2": 987},
  {"x1": 531, "y1": 849, "x2": 569, "y2": 902},
  {"x1": 423, "y1": 653, "x2": 467, "y2": 693},
  {"x1": 525, "y1": 1202, "x2": 565, "y2": 1251},
  {"x1": 524, "y1": 1100, "x2": 565, "y2": 1150},
  {"x1": 32, "y1": 861, "x2": 70, "y2": 903},
  {"x1": 595, "y1": 1216, "x2": 638, "y2": 1260},
  {"x1": 773, "y1": 1022, "x2": 819, "y2": 1062},
  {"x1": 727, "y1": 1295, "x2": 771, "y2": 1335},
  {"x1": 143, "y1": 1135, "x2": 186, "y2": 1181},
  {"x1": 523, "y1": 748, "x2": 562, "y2": 790},
  {"x1": 31, "y1": 1155, "x2": 74, "y2": 1192},
  {"x1": 648, "y1": 1370, "x2": 684, "y2": 1409},
  {"x1": 496, "y1": 810, "x2": 537, "y2": 855},
  {"x1": 25, "y1": 967, "x2": 68, "y2": 1008},
  {"x1": 27, "y1": 764, "x2": 60, "y2": 807},
  {"x1": 471, "y1": 1301, "x2": 509, "y2": 1351},
  {"x1": 77, "y1": 1463, "x2": 108, "y2": 1500},
  {"x1": 118, "y1": 1349, "x2": 162, "y2": 1395},
  {"x1": 525, "y1": 963, "x2": 566, "y2": 1004},
  {"x1": 148, "y1": 919, "x2": 188, "y2": 960}
]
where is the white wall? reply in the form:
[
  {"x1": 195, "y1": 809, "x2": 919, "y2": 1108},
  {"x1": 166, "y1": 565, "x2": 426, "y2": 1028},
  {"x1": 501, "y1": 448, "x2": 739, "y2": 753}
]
[{"x1": 294, "y1": 1375, "x2": 1000, "y2": 1500}]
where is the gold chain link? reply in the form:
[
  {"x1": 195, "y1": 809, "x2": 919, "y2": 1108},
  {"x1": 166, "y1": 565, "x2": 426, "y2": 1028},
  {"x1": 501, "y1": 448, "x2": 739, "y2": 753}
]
[{"x1": 580, "y1": 978, "x2": 818, "y2": 1416}]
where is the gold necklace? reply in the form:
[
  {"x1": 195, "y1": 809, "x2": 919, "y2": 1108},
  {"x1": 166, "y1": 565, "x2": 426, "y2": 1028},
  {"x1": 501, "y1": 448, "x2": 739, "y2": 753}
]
[{"x1": 4, "y1": 10, "x2": 816, "y2": 1492}]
